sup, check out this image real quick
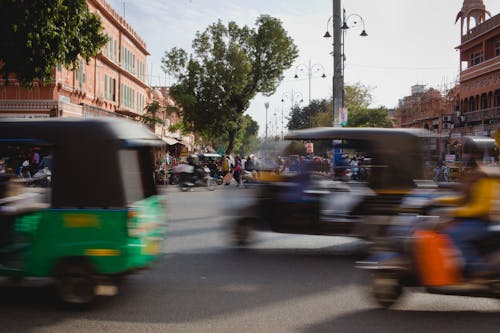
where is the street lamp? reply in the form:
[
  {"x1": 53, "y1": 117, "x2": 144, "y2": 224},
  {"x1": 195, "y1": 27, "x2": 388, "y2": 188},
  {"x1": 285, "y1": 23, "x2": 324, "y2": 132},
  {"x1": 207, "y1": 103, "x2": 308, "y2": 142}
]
[
  {"x1": 282, "y1": 90, "x2": 304, "y2": 136},
  {"x1": 264, "y1": 102, "x2": 270, "y2": 141},
  {"x1": 293, "y1": 60, "x2": 326, "y2": 104},
  {"x1": 324, "y1": 1, "x2": 367, "y2": 127}
]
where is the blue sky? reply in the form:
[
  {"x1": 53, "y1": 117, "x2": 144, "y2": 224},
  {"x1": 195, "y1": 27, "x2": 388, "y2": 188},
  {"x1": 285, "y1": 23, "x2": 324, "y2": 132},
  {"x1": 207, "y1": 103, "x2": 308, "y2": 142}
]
[{"x1": 107, "y1": 0, "x2": 500, "y2": 136}]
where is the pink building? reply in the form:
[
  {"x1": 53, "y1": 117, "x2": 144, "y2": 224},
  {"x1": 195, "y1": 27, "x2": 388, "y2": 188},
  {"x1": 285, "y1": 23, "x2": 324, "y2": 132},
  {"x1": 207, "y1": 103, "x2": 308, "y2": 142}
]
[{"x1": 0, "y1": 0, "x2": 149, "y2": 119}]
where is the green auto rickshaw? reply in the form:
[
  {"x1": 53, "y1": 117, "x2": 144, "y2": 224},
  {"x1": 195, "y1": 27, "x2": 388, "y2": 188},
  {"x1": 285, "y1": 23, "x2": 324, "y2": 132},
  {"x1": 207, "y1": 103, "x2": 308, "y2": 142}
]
[{"x1": 0, "y1": 118, "x2": 167, "y2": 306}]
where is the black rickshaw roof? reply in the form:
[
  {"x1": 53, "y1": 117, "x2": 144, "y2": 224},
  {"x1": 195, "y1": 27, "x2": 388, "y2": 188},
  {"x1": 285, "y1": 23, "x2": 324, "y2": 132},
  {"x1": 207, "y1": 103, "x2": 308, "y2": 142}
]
[
  {"x1": 0, "y1": 117, "x2": 164, "y2": 147},
  {"x1": 0, "y1": 118, "x2": 163, "y2": 208},
  {"x1": 285, "y1": 127, "x2": 432, "y2": 141}
]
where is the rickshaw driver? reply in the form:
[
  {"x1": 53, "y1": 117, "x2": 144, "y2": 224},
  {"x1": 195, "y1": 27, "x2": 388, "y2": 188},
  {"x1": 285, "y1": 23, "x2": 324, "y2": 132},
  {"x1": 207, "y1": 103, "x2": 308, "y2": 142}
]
[{"x1": 434, "y1": 139, "x2": 500, "y2": 278}]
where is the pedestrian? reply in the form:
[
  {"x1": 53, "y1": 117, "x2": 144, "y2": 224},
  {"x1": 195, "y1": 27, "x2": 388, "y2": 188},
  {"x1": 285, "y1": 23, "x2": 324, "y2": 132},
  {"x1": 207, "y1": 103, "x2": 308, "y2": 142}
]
[
  {"x1": 442, "y1": 163, "x2": 450, "y2": 182},
  {"x1": 233, "y1": 156, "x2": 242, "y2": 186}
]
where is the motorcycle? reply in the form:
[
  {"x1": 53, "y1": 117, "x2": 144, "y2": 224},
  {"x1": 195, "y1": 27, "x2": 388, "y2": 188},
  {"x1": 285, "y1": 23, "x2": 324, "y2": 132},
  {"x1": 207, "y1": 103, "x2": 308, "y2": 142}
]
[
  {"x1": 154, "y1": 167, "x2": 167, "y2": 185},
  {"x1": 176, "y1": 164, "x2": 217, "y2": 192},
  {"x1": 358, "y1": 211, "x2": 500, "y2": 308}
]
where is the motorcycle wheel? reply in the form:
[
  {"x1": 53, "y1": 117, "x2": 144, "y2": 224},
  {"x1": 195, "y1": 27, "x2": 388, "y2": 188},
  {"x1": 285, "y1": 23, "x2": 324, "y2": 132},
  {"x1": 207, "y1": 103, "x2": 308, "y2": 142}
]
[
  {"x1": 371, "y1": 273, "x2": 403, "y2": 308},
  {"x1": 216, "y1": 177, "x2": 223, "y2": 185}
]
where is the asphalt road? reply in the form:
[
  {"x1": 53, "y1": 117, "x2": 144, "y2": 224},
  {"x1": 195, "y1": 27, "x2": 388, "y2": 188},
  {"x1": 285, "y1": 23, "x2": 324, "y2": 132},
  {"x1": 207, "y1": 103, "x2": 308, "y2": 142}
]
[{"x1": 1, "y1": 186, "x2": 500, "y2": 333}]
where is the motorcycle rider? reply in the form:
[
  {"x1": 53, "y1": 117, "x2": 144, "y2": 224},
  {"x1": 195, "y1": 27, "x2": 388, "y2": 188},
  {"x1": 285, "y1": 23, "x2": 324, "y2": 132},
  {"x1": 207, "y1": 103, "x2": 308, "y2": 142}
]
[
  {"x1": 186, "y1": 154, "x2": 206, "y2": 184},
  {"x1": 435, "y1": 139, "x2": 499, "y2": 278}
]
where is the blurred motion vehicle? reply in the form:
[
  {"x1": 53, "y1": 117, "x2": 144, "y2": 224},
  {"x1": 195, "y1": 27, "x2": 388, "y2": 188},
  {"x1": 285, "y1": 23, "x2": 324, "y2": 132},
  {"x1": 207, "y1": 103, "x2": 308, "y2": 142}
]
[
  {"x1": 198, "y1": 153, "x2": 224, "y2": 185},
  {"x1": 231, "y1": 127, "x2": 435, "y2": 245},
  {"x1": 174, "y1": 155, "x2": 218, "y2": 191},
  {"x1": 358, "y1": 135, "x2": 500, "y2": 308},
  {"x1": 0, "y1": 118, "x2": 167, "y2": 306}
]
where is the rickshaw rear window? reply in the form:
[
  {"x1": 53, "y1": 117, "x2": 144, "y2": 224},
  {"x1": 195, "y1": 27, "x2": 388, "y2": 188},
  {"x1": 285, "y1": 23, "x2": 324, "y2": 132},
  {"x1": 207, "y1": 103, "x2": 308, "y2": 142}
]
[{"x1": 118, "y1": 149, "x2": 154, "y2": 204}]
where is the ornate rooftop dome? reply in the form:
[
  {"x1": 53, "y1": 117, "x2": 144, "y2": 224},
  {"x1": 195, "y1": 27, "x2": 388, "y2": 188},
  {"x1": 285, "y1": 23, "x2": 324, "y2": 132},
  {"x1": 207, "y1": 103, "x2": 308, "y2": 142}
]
[
  {"x1": 152, "y1": 88, "x2": 163, "y2": 101},
  {"x1": 456, "y1": 0, "x2": 491, "y2": 35}
]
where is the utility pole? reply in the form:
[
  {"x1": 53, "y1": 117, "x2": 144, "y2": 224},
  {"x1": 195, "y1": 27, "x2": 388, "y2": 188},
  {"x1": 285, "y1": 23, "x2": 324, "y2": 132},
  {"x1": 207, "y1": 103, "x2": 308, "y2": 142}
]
[
  {"x1": 264, "y1": 102, "x2": 270, "y2": 141},
  {"x1": 332, "y1": 0, "x2": 342, "y2": 127}
]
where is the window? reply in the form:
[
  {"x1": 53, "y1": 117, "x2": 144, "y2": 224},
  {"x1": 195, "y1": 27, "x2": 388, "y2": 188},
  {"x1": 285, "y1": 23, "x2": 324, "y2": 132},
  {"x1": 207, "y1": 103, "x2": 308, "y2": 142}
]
[
  {"x1": 496, "y1": 41, "x2": 500, "y2": 57},
  {"x1": 104, "y1": 74, "x2": 108, "y2": 99},
  {"x1": 0, "y1": 141, "x2": 53, "y2": 212},
  {"x1": 75, "y1": 59, "x2": 85, "y2": 88},
  {"x1": 480, "y1": 93, "x2": 488, "y2": 110},
  {"x1": 112, "y1": 78, "x2": 116, "y2": 102},
  {"x1": 471, "y1": 51, "x2": 483, "y2": 66},
  {"x1": 495, "y1": 90, "x2": 500, "y2": 108},
  {"x1": 114, "y1": 40, "x2": 117, "y2": 62}
]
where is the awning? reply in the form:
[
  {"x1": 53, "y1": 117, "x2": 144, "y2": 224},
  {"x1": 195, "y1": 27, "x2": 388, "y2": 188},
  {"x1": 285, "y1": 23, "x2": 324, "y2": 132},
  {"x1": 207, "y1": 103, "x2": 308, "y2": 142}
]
[{"x1": 163, "y1": 137, "x2": 178, "y2": 145}]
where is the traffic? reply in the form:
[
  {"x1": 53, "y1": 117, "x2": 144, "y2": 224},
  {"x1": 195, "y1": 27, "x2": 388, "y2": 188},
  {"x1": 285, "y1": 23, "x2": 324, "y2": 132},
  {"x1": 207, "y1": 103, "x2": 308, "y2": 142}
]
[{"x1": 2, "y1": 118, "x2": 500, "y2": 313}]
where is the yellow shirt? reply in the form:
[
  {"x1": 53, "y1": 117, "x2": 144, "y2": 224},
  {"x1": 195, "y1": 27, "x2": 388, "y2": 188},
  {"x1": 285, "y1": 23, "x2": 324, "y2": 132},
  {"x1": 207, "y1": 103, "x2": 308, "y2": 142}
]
[{"x1": 436, "y1": 177, "x2": 499, "y2": 220}]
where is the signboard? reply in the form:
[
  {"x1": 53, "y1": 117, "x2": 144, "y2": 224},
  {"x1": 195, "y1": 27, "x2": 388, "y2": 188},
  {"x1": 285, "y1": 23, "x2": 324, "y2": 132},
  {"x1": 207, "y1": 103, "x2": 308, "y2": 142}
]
[
  {"x1": 445, "y1": 154, "x2": 456, "y2": 162},
  {"x1": 338, "y1": 107, "x2": 348, "y2": 127},
  {"x1": 181, "y1": 146, "x2": 189, "y2": 157}
]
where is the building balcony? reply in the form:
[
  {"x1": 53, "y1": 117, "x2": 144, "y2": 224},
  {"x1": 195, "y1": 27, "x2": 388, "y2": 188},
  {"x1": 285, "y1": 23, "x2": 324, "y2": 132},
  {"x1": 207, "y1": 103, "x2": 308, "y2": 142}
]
[
  {"x1": 460, "y1": 56, "x2": 500, "y2": 82},
  {"x1": 0, "y1": 99, "x2": 58, "y2": 112},
  {"x1": 462, "y1": 106, "x2": 500, "y2": 123}
]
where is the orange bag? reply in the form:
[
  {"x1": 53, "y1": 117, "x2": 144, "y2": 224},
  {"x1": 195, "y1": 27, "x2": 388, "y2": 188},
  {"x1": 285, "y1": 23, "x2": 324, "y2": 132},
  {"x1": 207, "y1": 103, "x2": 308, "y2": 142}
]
[
  {"x1": 413, "y1": 230, "x2": 463, "y2": 286},
  {"x1": 223, "y1": 172, "x2": 233, "y2": 184}
]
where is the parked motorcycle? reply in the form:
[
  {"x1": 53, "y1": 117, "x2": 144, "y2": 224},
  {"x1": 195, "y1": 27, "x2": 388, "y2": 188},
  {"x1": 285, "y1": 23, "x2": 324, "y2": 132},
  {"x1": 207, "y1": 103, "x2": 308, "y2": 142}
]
[{"x1": 358, "y1": 211, "x2": 500, "y2": 308}]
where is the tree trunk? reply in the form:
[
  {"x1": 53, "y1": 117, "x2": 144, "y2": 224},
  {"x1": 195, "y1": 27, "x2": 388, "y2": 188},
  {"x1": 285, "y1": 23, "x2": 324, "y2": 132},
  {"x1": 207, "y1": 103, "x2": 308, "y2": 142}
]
[{"x1": 225, "y1": 129, "x2": 237, "y2": 155}]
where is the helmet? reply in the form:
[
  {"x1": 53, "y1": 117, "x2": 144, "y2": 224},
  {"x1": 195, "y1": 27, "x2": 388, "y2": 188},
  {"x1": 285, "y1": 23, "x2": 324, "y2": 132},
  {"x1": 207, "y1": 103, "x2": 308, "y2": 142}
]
[{"x1": 187, "y1": 154, "x2": 199, "y2": 165}]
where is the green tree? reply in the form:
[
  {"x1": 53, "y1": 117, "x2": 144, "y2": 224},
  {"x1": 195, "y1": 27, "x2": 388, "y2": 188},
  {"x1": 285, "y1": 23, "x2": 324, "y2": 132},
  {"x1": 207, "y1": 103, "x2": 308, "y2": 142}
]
[
  {"x1": 287, "y1": 99, "x2": 329, "y2": 130},
  {"x1": 311, "y1": 82, "x2": 376, "y2": 127},
  {"x1": 0, "y1": 0, "x2": 108, "y2": 85},
  {"x1": 347, "y1": 107, "x2": 394, "y2": 128},
  {"x1": 208, "y1": 115, "x2": 259, "y2": 156},
  {"x1": 140, "y1": 100, "x2": 165, "y2": 128},
  {"x1": 344, "y1": 82, "x2": 372, "y2": 110},
  {"x1": 162, "y1": 15, "x2": 298, "y2": 154}
]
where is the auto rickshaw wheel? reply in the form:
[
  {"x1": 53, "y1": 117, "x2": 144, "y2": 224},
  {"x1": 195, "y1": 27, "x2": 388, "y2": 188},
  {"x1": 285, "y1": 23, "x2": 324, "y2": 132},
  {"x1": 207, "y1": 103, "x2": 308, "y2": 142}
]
[
  {"x1": 54, "y1": 262, "x2": 97, "y2": 306},
  {"x1": 371, "y1": 272, "x2": 403, "y2": 309},
  {"x1": 233, "y1": 218, "x2": 254, "y2": 246}
]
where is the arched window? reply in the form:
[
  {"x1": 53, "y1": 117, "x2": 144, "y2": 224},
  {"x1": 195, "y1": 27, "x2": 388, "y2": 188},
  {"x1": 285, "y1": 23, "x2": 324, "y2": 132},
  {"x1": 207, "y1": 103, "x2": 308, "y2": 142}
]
[
  {"x1": 495, "y1": 90, "x2": 500, "y2": 108},
  {"x1": 463, "y1": 98, "x2": 468, "y2": 113},
  {"x1": 469, "y1": 96, "x2": 475, "y2": 112},
  {"x1": 480, "y1": 93, "x2": 488, "y2": 110},
  {"x1": 488, "y1": 92, "x2": 493, "y2": 109}
]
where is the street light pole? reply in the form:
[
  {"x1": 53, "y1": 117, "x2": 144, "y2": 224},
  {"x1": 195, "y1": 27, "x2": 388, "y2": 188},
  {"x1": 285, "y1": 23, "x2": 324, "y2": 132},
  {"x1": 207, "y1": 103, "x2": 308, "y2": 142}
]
[
  {"x1": 264, "y1": 102, "x2": 270, "y2": 141},
  {"x1": 324, "y1": 1, "x2": 367, "y2": 127},
  {"x1": 294, "y1": 59, "x2": 326, "y2": 104},
  {"x1": 282, "y1": 90, "x2": 304, "y2": 132},
  {"x1": 333, "y1": 0, "x2": 342, "y2": 127}
]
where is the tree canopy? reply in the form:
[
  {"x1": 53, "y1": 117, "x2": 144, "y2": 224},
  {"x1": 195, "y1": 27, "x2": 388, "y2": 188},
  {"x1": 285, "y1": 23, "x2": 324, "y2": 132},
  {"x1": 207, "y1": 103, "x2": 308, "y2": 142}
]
[
  {"x1": 162, "y1": 15, "x2": 298, "y2": 154},
  {"x1": 347, "y1": 107, "x2": 394, "y2": 128},
  {"x1": 287, "y1": 99, "x2": 329, "y2": 130},
  {"x1": 0, "y1": 0, "x2": 108, "y2": 85},
  {"x1": 289, "y1": 82, "x2": 393, "y2": 128}
]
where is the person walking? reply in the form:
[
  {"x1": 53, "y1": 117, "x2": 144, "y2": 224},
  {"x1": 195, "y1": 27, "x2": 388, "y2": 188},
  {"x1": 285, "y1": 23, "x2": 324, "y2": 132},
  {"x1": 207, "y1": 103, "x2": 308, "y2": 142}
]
[{"x1": 233, "y1": 156, "x2": 242, "y2": 187}]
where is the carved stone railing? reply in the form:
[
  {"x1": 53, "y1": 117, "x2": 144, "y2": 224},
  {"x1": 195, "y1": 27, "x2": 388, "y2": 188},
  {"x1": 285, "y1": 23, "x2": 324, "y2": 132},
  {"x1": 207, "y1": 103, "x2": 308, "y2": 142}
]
[{"x1": 0, "y1": 99, "x2": 58, "y2": 111}]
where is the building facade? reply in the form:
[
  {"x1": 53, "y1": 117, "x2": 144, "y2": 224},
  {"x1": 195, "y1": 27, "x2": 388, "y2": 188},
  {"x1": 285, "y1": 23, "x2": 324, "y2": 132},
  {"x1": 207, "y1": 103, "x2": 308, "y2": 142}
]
[
  {"x1": 0, "y1": 0, "x2": 149, "y2": 120},
  {"x1": 453, "y1": 3, "x2": 500, "y2": 137},
  {"x1": 394, "y1": 0, "x2": 499, "y2": 139}
]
